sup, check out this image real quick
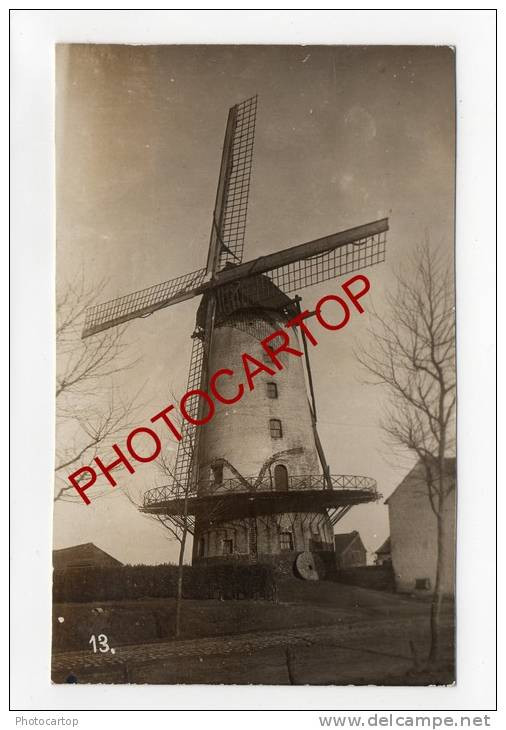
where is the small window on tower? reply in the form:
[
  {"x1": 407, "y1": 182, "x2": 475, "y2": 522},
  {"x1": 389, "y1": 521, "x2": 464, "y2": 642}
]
[
  {"x1": 266, "y1": 382, "x2": 278, "y2": 399},
  {"x1": 211, "y1": 463, "x2": 223, "y2": 485},
  {"x1": 269, "y1": 418, "x2": 283, "y2": 439},
  {"x1": 280, "y1": 531, "x2": 294, "y2": 552},
  {"x1": 222, "y1": 538, "x2": 234, "y2": 555},
  {"x1": 415, "y1": 578, "x2": 431, "y2": 590}
]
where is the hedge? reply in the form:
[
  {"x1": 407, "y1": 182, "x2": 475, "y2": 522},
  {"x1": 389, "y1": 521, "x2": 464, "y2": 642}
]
[{"x1": 53, "y1": 562, "x2": 277, "y2": 603}]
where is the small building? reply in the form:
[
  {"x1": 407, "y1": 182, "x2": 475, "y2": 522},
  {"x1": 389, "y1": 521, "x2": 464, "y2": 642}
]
[
  {"x1": 385, "y1": 459, "x2": 456, "y2": 595},
  {"x1": 334, "y1": 530, "x2": 367, "y2": 569},
  {"x1": 374, "y1": 537, "x2": 392, "y2": 566},
  {"x1": 53, "y1": 542, "x2": 123, "y2": 570}
]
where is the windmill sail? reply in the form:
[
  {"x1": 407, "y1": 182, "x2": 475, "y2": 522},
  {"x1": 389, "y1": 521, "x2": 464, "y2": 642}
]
[
  {"x1": 82, "y1": 96, "x2": 257, "y2": 339},
  {"x1": 217, "y1": 95, "x2": 257, "y2": 270},
  {"x1": 213, "y1": 218, "x2": 388, "y2": 294},
  {"x1": 82, "y1": 267, "x2": 207, "y2": 338},
  {"x1": 172, "y1": 96, "x2": 258, "y2": 493},
  {"x1": 171, "y1": 332, "x2": 205, "y2": 497},
  {"x1": 267, "y1": 225, "x2": 387, "y2": 294}
]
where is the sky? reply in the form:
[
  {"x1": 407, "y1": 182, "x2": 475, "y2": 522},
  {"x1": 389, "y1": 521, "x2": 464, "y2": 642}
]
[{"x1": 54, "y1": 44, "x2": 455, "y2": 565}]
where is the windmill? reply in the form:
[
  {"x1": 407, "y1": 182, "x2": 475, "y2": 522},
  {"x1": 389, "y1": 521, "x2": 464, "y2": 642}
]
[{"x1": 83, "y1": 96, "x2": 388, "y2": 577}]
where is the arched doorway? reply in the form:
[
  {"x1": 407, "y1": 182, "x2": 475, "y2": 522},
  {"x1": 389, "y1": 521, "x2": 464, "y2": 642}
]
[{"x1": 274, "y1": 464, "x2": 289, "y2": 491}]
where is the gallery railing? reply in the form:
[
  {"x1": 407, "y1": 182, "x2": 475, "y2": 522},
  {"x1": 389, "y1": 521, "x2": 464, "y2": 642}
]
[{"x1": 143, "y1": 473, "x2": 377, "y2": 507}]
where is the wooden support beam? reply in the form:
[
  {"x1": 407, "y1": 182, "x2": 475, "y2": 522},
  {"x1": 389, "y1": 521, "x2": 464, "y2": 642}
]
[{"x1": 213, "y1": 218, "x2": 389, "y2": 287}]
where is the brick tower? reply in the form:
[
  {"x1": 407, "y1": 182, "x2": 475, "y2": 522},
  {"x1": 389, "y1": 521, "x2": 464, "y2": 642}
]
[{"x1": 191, "y1": 274, "x2": 335, "y2": 572}]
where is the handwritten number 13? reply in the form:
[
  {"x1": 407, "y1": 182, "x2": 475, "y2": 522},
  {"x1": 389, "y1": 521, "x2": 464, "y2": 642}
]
[{"x1": 89, "y1": 634, "x2": 110, "y2": 653}]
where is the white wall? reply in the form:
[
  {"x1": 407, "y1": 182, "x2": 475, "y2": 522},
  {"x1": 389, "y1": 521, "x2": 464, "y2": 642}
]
[{"x1": 388, "y1": 465, "x2": 456, "y2": 595}]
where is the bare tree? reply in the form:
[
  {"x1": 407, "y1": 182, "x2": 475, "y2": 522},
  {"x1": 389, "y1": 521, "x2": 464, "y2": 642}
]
[
  {"x1": 55, "y1": 275, "x2": 141, "y2": 502},
  {"x1": 357, "y1": 241, "x2": 456, "y2": 665},
  {"x1": 154, "y1": 448, "x2": 194, "y2": 639},
  {"x1": 124, "y1": 394, "x2": 195, "y2": 638}
]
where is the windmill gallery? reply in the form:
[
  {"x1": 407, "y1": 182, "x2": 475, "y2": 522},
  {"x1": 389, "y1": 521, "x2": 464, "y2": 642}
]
[
  {"x1": 75, "y1": 95, "x2": 388, "y2": 573},
  {"x1": 69, "y1": 272, "x2": 372, "y2": 505}
]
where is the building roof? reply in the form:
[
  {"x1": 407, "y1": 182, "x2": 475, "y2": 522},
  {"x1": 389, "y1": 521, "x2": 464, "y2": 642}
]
[
  {"x1": 385, "y1": 457, "x2": 456, "y2": 505},
  {"x1": 375, "y1": 537, "x2": 391, "y2": 555},
  {"x1": 53, "y1": 542, "x2": 123, "y2": 569},
  {"x1": 334, "y1": 530, "x2": 364, "y2": 556}
]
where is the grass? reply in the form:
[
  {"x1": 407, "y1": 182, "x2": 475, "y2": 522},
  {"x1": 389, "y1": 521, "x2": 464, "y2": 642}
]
[
  {"x1": 53, "y1": 576, "x2": 431, "y2": 653},
  {"x1": 52, "y1": 577, "x2": 455, "y2": 685}
]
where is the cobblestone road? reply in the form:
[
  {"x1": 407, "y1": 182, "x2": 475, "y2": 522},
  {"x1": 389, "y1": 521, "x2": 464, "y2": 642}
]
[{"x1": 52, "y1": 616, "x2": 420, "y2": 676}]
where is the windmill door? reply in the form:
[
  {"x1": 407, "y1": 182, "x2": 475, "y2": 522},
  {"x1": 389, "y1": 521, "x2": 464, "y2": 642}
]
[{"x1": 274, "y1": 464, "x2": 289, "y2": 491}]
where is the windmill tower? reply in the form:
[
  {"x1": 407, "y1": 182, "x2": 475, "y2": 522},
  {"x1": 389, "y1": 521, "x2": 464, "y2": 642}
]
[{"x1": 83, "y1": 96, "x2": 387, "y2": 578}]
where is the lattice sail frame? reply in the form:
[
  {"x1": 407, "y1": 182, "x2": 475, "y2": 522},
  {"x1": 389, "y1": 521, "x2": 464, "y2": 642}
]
[
  {"x1": 268, "y1": 230, "x2": 386, "y2": 294},
  {"x1": 218, "y1": 95, "x2": 257, "y2": 269},
  {"x1": 171, "y1": 331, "x2": 205, "y2": 498},
  {"x1": 83, "y1": 267, "x2": 207, "y2": 338},
  {"x1": 82, "y1": 227, "x2": 385, "y2": 338},
  {"x1": 82, "y1": 97, "x2": 258, "y2": 338}
]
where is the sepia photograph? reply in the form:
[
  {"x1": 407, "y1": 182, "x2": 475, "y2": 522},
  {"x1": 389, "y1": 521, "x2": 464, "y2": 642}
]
[{"x1": 52, "y1": 43, "x2": 456, "y2": 687}]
